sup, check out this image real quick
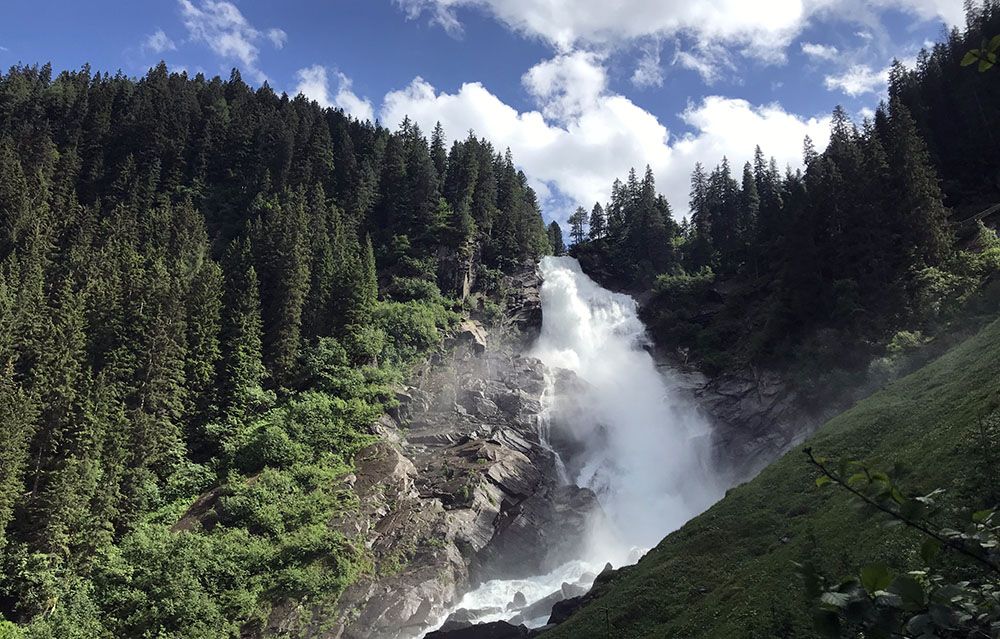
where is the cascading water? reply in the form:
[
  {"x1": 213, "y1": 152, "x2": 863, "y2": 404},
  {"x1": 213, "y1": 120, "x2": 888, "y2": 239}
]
[
  {"x1": 428, "y1": 256, "x2": 725, "y2": 633},
  {"x1": 531, "y1": 256, "x2": 722, "y2": 552}
]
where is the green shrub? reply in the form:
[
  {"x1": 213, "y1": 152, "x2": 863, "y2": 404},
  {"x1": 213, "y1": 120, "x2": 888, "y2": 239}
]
[
  {"x1": 375, "y1": 300, "x2": 457, "y2": 364},
  {"x1": 385, "y1": 276, "x2": 442, "y2": 303},
  {"x1": 653, "y1": 267, "x2": 715, "y2": 297}
]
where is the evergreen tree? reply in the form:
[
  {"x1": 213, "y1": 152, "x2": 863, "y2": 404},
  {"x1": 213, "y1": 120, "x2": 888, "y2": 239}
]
[
  {"x1": 567, "y1": 206, "x2": 587, "y2": 244},
  {"x1": 219, "y1": 237, "x2": 266, "y2": 419},
  {"x1": 547, "y1": 221, "x2": 565, "y2": 256},
  {"x1": 588, "y1": 202, "x2": 606, "y2": 240}
]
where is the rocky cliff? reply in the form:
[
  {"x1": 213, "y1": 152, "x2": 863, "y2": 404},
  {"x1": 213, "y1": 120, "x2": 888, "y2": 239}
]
[{"x1": 264, "y1": 268, "x2": 599, "y2": 639}]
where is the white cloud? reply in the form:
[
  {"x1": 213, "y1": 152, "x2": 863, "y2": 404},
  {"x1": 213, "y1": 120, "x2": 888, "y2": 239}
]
[
  {"x1": 376, "y1": 54, "x2": 831, "y2": 221},
  {"x1": 522, "y1": 50, "x2": 607, "y2": 121},
  {"x1": 824, "y1": 63, "x2": 888, "y2": 96},
  {"x1": 801, "y1": 41, "x2": 839, "y2": 60},
  {"x1": 178, "y1": 0, "x2": 285, "y2": 82},
  {"x1": 672, "y1": 41, "x2": 735, "y2": 85},
  {"x1": 143, "y1": 29, "x2": 178, "y2": 54},
  {"x1": 267, "y1": 28, "x2": 288, "y2": 49},
  {"x1": 293, "y1": 65, "x2": 376, "y2": 123},
  {"x1": 631, "y1": 42, "x2": 664, "y2": 89},
  {"x1": 823, "y1": 54, "x2": 917, "y2": 97},
  {"x1": 394, "y1": 0, "x2": 961, "y2": 59}
]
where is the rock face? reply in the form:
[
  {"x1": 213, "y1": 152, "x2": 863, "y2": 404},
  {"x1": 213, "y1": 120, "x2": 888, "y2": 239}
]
[
  {"x1": 265, "y1": 296, "x2": 601, "y2": 639},
  {"x1": 656, "y1": 361, "x2": 826, "y2": 482}
]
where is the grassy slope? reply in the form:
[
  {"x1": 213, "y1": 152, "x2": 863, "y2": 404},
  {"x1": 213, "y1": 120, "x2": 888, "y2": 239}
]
[{"x1": 545, "y1": 318, "x2": 1000, "y2": 639}]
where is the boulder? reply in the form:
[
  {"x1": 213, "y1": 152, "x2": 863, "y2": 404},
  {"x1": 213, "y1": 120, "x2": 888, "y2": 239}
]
[
  {"x1": 424, "y1": 621, "x2": 530, "y2": 639},
  {"x1": 547, "y1": 596, "x2": 584, "y2": 625},
  {"x1": 456, "y1": 320, "x2": 488, "y2": 353},
  {"x1": 439, "y1": 607, "x2": 503, "y2": 633},
  {"x1": 507, "y1": 591, "x2": 527, "y2": 610}
]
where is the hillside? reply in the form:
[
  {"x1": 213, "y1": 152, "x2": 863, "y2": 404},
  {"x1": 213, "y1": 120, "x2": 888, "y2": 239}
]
[
  {"x1": 543, "y1": 316, "x2": 1000, "y2": 638},
  {"x1": 0, "y1": 64, "x2": 551, "y2": 638}
]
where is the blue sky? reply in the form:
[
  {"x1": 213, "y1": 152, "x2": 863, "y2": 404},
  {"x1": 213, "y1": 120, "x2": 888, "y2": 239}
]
[{"x1": 0, "y1": 0, "x2": 961, "y2": 220}]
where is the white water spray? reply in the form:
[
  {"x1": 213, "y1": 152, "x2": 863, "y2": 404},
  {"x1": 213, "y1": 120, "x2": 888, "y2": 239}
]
[
  {"x1": 532, "y1": 256, "x2": 722, "y2": 553},
  {"x1": 430, "y1": 256, "x2": 724, "y2": 633}
]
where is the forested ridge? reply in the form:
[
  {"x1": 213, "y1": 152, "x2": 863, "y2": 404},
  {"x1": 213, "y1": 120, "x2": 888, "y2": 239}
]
[
  {"x1": 569, "y1": 2, "x2": 1000, "y2": 394},
  {"x1": 0, "y1": 62, "x2": 549, "y2": 638}
]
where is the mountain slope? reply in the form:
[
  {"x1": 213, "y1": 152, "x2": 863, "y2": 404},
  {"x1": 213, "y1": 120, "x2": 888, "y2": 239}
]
[{"x1": 544, "y1": 317, "x2": 1000, "y2": 638}]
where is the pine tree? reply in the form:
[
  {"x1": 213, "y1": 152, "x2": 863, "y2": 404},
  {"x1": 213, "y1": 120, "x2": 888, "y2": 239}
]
[
  {"x1": 219, "y1": 236, "x2": 266, "y2": 419},
  {"x1": 588, "y1": 202, "x2": 606, "y2": 240},
  {"x1": 430, "y1": 121, "x2": 448, "y2": 188},
  {"x1": 567, "y1": 207, "x2": 587, "y2": 244},
  {"x1": 547, "y1": 221, "x2": 565, "y2": 256},
  {"x1": 687, "y1": 162, "x2": 714, "y2": 269},
  {"x1": 885, "y1": 98, "x2": 952, "y2": 266}
]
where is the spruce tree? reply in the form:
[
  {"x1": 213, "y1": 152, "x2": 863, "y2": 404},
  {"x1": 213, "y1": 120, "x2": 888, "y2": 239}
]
[
  {"x1": 219, "y1": 236, "x2": 266, "y2": 419},
  {"x1": 547, "y1": 221, "x2": 565, "y2": 256},
  {"x1": 588, "y1": 202, "x2": 606, "y2": 240}
]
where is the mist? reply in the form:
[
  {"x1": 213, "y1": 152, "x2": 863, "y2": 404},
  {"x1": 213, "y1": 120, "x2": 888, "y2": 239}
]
[{"x1": 532, "y1": 256, "x2": 724, "y2": 559}]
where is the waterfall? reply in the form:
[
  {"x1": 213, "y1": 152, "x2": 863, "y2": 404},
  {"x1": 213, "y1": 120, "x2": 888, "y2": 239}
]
[
  {"x1": 532, "y1": 256, "x2": 722, "y2": 554},
  {"x1": 427, "y1": 256, "x2": 724, "y2": 633}
]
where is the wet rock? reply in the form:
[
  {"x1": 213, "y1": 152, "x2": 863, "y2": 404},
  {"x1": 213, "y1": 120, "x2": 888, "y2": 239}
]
[
  {"x1": 547, "y1": 596, "x2": 584, "y2": 625},
  {"x1": 507, "y1": 591, "x2": 527, "y2": 610},
  {"x1": 440, "y1": 607, "x2": 504, "y2": 632},
  {"x1": 560, "y1": 582, "x2": 586, "y2": 599},
  {"x1": 425, "y1": 621, "x2": 530, "y2": 639}
]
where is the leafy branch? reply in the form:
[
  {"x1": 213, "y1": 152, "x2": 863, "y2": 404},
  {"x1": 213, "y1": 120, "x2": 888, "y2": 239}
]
[
  {"x1": 962, "y1": 35, "x2": 1000, "y2": 72},
  {"x1": 799, "y1": 448, "x2": 1000, "y2": 639},
  {"x1": 805, "y1": 447, "x2": 1000, "y2": 575}
]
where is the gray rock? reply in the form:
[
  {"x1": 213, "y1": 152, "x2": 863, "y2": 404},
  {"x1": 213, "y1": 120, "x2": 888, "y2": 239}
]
[
  {"x1": 425, "y1": 621, "x2": 530, "y2": 639},
  {"x1": 507, "y1": 591, "x2": 527, "y2": 610}
]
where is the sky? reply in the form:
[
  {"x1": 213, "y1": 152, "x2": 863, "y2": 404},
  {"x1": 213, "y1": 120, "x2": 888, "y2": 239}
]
[{"x1": 0, "y1": 0, "x2": 963, "y2": 221}]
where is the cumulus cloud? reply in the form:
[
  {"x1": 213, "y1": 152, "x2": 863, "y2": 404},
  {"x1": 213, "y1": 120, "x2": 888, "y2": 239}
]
[
  {"x1": 801, "y1": 42, "x2": 839, "y2": 60},
  {"x1": 143, "y1": 29, "x2": 177, "y2": 54},
  {"x1": 376, "y1": 53, "x2": 831, "y2": 221},
  {"x1": 522, "y1": 50, "x2": 607, "y2": 121},
  {"x1": 178, "y1": 0, "x2": 285, "y2": 82},
  {"x1": 394, "y1": 0, "x2": 960, "y2": 58},
  {"x1": 294, "y1": 65, "x2": 376, "y2": 123},
  {"x1": 823, "y1": 63, "x2": 888, "y2": 95}
]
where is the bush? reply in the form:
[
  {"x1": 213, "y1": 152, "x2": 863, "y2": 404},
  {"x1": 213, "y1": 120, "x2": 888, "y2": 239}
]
[
  {"x1": 653, "y1": 267, "x2": 715, "y2": 297},
  {"x1": 385, "y1": 276, "x2": 442, "y2": 303},
  {"x1": 375, "y1": 300, "x2": 456, "y2": 364},
  {"x1": 232, "y1": 421, "x2": 309, "y2": 474}
]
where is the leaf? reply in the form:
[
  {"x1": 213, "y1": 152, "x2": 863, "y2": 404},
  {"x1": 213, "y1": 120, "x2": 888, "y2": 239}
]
[
  {"x1": 962, "y1": 50, "x2": 981, "y2": 66},
  {"x1": 890, "y1": 575, "x2": 926, "y2": 609},
  {"x1": 979, "y1": 57, "x2": 994, "y2": 72},
  {"x1": 820, "y1": 591, "x2": 852, "y2": 609},
  {"x1": 847, "y1": 472, "x2": 868, "y2": 487},
  {"x1": 861, "y1": 564, "x2": 894, "y2": 593},
  {"x1": 989, "y1": 34, "x2": 1000, "y2": 54},
  {"x1": 816, "y1": 476, "x2": 832, "y2": 488},
  {"x1": 920, "y1": 538, "x2": 942, "y2": 564},
  {"x1": 972, "y1": 509, "x2": 994, "y2": 524}
]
